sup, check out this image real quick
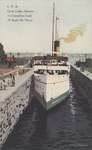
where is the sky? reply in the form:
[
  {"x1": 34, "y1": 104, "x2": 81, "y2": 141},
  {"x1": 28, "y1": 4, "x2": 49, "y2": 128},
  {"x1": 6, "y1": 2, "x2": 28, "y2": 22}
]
[{"x1": 0, "y1": 0, "x2": 92, "y2": 53}]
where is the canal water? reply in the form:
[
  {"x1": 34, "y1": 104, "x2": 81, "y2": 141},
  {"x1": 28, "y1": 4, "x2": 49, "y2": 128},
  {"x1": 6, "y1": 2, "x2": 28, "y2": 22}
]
[{"x1": 2, "y1": 80, "x2": 92, "y2": 150}]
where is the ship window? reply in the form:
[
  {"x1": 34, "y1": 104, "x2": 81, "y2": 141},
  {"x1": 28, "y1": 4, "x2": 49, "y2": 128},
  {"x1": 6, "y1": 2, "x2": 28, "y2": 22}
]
[
  {"x1": 55, "y1": 70, "x2": 68, "y2": 75},
  {"x1": 34, "y1": 69, "x2": 44, "y2": 74},
  {"x1": 47, "y1": 70, "x2": 54, "y2": 75},
  {"x1": 56, "y1": 70, "x2": 59, "y2": 74},
  {"x1": 61, "y1": 70, "x2": 68, "y2": 74},
  {"x1": 50, "y1": 70, "x2": 54, "y2": 74}
]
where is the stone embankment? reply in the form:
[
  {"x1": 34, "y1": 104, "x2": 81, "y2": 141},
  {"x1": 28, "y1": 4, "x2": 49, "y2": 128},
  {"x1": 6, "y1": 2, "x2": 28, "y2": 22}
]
[{"x1": 0, "y1": 68, "x2": 33, "y2": 147}]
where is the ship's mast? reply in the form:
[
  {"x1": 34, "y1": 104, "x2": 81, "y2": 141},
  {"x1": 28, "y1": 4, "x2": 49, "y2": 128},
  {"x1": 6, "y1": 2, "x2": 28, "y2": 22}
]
[
  {"x1": 54, "y1": 16, "x2": 60, "y2": 57},
  {"x1": 52, "y1": 3, "x2": 60, "y2": 57},
  {"x1": 52, "y1": 2, "x2": 55, "y2": 56},
  {"x1": 55, "y1": 16, "x2": 59, "y2": 40}
]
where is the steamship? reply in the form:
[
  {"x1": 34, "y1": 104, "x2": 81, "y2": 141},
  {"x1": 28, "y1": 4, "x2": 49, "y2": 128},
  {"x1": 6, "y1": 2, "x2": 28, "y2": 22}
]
[{"x1": 32, "y1": 4, "x2": 70, "y2": 110}]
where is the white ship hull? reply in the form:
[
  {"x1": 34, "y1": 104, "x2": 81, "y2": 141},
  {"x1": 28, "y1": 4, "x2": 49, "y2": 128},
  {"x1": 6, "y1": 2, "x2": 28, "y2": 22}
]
[{"x1": 34, "y1": 71, "x2": 69, "y2": 110}]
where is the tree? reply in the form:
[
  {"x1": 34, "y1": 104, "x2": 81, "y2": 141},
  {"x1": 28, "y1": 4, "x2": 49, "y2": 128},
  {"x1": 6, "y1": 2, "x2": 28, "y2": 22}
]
[
  {"x1": 0, "y1": 43, "x2": 6, "y2": 63},
  {"x1": 0, "y1": 43, "x2": 5, "y2": 57}
]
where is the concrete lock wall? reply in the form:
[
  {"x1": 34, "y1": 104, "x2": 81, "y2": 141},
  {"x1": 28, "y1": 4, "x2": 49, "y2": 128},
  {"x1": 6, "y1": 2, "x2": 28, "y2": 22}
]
[
  {"x1": 0, "y1": 71, "x2": 33, "y2": 147},
  {"x1": 70, "y1": 65, "x2": 92, "y2": 103}
]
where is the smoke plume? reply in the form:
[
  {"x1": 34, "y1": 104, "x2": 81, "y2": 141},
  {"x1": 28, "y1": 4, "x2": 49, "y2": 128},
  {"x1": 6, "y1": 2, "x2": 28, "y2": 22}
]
[{"x1": 62, "y1": 24, "x2": 86, "y2": 43}]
